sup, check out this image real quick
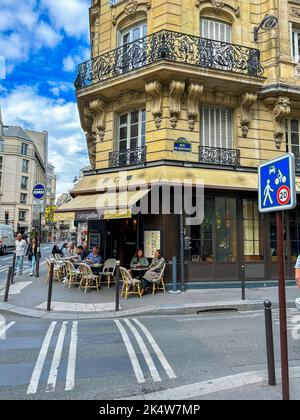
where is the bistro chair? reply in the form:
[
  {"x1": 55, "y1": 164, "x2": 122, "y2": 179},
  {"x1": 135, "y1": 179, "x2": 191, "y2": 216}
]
[
  {"x1": 99, "y1": 259, "x2": 117, "y2": 288},
  {"x1": 120, "y1": 267, "x2": 141, "y2": 299},
  {"x1": 151, "y1": 263, "x2": 166, "y2": 295},
  {"x1": 78, "y1": 263, "x2": 100, "y2": 294},
  {"x1": 46, "y1": 258, "x2": 62, "y2": 283},
  {"x1": 65, "y1": 260, "x2": 81, "y2": 288}
]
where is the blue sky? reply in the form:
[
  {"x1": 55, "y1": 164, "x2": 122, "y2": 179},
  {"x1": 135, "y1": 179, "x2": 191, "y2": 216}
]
[{"x1": 0, "y1": 0, "x2": 91, "y2": 196}]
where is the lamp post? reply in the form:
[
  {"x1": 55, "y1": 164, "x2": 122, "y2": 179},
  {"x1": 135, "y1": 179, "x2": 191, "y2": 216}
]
[{"x1": 254, "y1": 15, "x2": 278, "y2": 42}]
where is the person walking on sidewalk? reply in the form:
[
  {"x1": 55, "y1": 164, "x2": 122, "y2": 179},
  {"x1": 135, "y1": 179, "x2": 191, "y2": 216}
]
[
  {"x1": 15, "y1": 234, "x2": 27, "y2": 275},
  {"x1": 26, "y1": 237, "x2": 41, "y2": 277}
]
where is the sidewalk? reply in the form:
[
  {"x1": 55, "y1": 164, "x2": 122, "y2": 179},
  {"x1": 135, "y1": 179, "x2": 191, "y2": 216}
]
[{"x1": 0, "y1": 265, "x2": 299, "y2": 319}]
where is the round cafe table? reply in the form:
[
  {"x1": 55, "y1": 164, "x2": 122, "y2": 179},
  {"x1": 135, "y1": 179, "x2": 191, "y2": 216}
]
[{"x1": 131, "y1": 266, "x2": 148, "y2": 281}]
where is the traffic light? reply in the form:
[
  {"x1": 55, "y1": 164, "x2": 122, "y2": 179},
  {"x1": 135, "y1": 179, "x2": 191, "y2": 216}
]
[{"x1": 4, "y1": 211, "x2": 9, "y2": 225}]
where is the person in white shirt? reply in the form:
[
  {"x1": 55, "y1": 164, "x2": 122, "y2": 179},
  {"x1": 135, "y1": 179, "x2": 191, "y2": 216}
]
[{"x1": 15, "y1": 234, "x2": 27, "y2": 275}]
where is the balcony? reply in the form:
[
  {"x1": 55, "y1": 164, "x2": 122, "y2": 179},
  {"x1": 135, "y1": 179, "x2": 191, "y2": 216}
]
[
  {"x1": 75, "y1": 30, "x2": 264, "y2": 90},
  {"x1": 109, "y1": 146, "x2": 147, "y2": 168},
  {"x1": 296, "y1": 157, "x2": 300, "y2": 174},
  {"x1": 199, "y1": 146, "x2": 240, "y2": 167}
]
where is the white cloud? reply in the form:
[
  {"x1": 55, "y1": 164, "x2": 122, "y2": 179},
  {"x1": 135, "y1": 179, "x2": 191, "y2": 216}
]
[
  {"x1": 47, "y1": 81, "x2": 74, "y2": 96},
  {"x1": 63, "y1": 48, "x2": 90, "y2": 72},
  {"x1": 1, "y1": 85, "x2": 89, "y2": 196},
  {"x1": 41, "y1": 0, "x2": 90, "y2": 39},
  {"x1": 35, "y1": 21, "x2": 62, "y2": 48}
]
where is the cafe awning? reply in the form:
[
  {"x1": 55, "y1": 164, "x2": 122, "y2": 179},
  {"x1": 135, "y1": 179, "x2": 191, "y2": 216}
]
[
  {"x1": 71, "y1": 166, "x2": 259, "y2": 195},
  {"x1": 54, "y1": 189, "x2": 150, "y2": 220}
]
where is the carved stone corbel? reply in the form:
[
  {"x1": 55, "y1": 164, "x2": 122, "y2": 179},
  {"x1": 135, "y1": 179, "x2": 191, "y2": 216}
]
[
  {"x1": 89, "y1": 98, "x2": 106, "y2": 142},
  {"x1": 145, "y1": 81, "x2": 163, "y2": 129},
  {"x1": 240, "y1": 93, "x2": 257, "y2": 138},
  {"x1": 84, "y1": 107, "x2": 96, "y2": 168},
  {"x1": 169, "y1": 80, "x2": 185, "y2": 128},
  {"x1": 273, "y1": 97, "x2": 291, "y2": 150},
  {"x1": 187, "y1": 82, "x2": 204, "y2": 131}
]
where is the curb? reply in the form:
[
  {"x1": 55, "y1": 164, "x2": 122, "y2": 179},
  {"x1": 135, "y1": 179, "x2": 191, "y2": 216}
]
[{"x1": 0, "y1": 299, "x2": 297, "y2": 320}]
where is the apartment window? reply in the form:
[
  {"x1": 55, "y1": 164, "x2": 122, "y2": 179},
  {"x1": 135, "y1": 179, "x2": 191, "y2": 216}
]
[
  {"x1": 20, "y1": 193, "x2": 27, "y2": 204},
  {"x1": 0, "y1": 139, "x2": 4, "y2": 152},
  {"x1": 21, "y1": 143, "x2": 28, "y2": 156},
  {"x1": 119, "y1": 22, "x2": 147, "y2": 71},
  {"x1": 22, "y1": 159, "x2": 30, "y2": 173},
  {"x1": 243, "y1": 199, "x2": 262, "y2": 259},
  {"x1": 19, "y1": 210, "x2": 26, "y2": 222},
  {"x1": 285, "y1": 119, "x2": 300, "y2": 156},
  {"x1": 201, "y1": 107, "x2": 233, "y2": 149},
  {"x1": 118, "y1": 109, "x2": 146, "y2": 152},
  {"x1": 201, "y1": 18, "x2": 232, "y2": 42},
  {"x1": 0, "y1": 156, "x2": 3, "y2": 189},
  {"x1": 291, "y1": 26, "x2": 300, "y2": 61},
  {"x1": 21, "y1": 176, "x2": 28, "y2": 190}
]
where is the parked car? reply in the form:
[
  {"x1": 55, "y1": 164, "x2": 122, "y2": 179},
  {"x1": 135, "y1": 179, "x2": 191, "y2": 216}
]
[{"x1": 0, "y1": 224, "x2": 15, "y2": 255}]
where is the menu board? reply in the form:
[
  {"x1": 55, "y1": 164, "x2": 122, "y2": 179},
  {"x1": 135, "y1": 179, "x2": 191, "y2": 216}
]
[{"x1": 144, "y1": 230, "x2": 161, "y2": 258}]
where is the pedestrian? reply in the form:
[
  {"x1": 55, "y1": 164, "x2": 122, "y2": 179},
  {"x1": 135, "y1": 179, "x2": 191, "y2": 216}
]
[
  {"x1": 26, "y1": 237, "x2": 41, "y2": 277},
  {"x1": 61, "y1": 242, "x2": 69, "y2": 256},
  {"x1": 15, "y1": 233, "x2": 27, "y2": 275}
]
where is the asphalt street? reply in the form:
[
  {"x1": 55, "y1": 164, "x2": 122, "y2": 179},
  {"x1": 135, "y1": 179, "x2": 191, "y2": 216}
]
[
  {"x1": 0, "y1": 244, "x2": 52, "y2": 288},
  {"x1": 0, "y1": 308, "x2": 299, "y2": 400}
]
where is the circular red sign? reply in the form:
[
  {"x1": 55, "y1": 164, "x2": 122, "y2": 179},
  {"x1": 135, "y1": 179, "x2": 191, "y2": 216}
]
[{"x1": 277, "y1": 185, "x2": 291, "y2": 206}]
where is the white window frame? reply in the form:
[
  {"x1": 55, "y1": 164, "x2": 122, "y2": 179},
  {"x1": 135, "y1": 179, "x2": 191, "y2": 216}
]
[
  {"x1": 0, "y1": 156, "x2": 3, "y2": 189},
  {"x1": 201, "y1": 106, "x2": 233, "y2": 149},
  {"x1": 291, "y1": 25, "x2": 300, "y2": 62},
  {"x1": 201, "y1": 18, "x2": 232, "y2": 43},
  {"x1": 119, "y1": 22, "x2": 147, "y2": 47},
  {"x1": 117, "y1": 109, "x2": 146, "y2": 152},
  {"x1": 286, "y1": 118, "x2": 300, "y2": 156}
]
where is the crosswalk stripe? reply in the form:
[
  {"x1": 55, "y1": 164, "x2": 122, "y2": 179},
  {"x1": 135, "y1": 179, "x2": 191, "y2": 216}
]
[
  {"x1": 0, "y1": 321, "x2": 16, "y2": 339},
  {"x1": 65, "y1": 321, "x2": 78, "y2": 391},
  {"x1": 0, "y1": 266, "x2": 9, "y2": 272},
  {"x1": 133, "y1": 319, "x2": 177, "y2": 379},
  {"x1": 124, "y1": 319, "x2": 161, "y2": 382},
  {"x1": 46, "y1": 322, "x2": 68, "y2": 392},
  {"x1": 27, "y1": 321, "x2": 57, "y2": 395},
  {"x1": 114, "y1": 320, "x2": 145, "y2": 384}
]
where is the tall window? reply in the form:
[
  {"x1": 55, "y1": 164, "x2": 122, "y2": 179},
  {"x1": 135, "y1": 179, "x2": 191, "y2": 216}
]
[
  {"x1": 0, "y1": 156, "x2": 3, "y2": 189},
  {"x1": 120, "y1": 22, "x2": 147, "y2": 71},
  {"x1": 201, "y1": 107, "x2": 233, "y2": 149},
  {"x1": 243, "y1": 199, "x2": 262, "y2": 259},
  {"x1": 291, "y1": 26, "x2": 300, "y2": 61},
  {"x1": 21, "y1": 143, "x2": 28, "y2": 156},
  {"x1": 201, "y1": 18, "x2": 232, "y2": 42},
  {"x1": 22, "y1": 159, "x2": 30, "y2": 173},
  {"x1": 21, "y1": 176, "x2": 28, "y2": 190},
  {"x1": 0, "y1": 139, "x2": 4, "y2": 152},
  {"x1": 285, "y1": 119, "x2": 300, "y2": 157},
  {"x1": 19, "y1": 210, "x2": 26, "y2": 222},
  {"x1": 118, "y1": 109, "x2": 146, "y2": 152},
  {"x1": 20, "y1": 193, "x2": 27, "y2": 204}
]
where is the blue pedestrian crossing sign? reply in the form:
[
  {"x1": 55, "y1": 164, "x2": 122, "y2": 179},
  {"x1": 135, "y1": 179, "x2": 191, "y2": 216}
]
[{"x1": 258, "y1": 153, "x2": 296, "y2": 213}]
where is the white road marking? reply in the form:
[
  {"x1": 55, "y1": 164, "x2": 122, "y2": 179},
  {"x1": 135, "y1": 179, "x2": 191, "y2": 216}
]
[
  {"x1": 124, "y1": 319, "x2": 161, "y2": 382},
  {"x1": 0, "y1": 265, "x2": 9, "y2": 272},
  {"x1": 0, "y1": 321, "x2": 16, "y2": 339},
  {"x1": 133, "y1": 319, "x2": 176, "y2": 379},
  {"x1": 46, "y1": 322, "x2": 68, "y2": 392},
  {"x1": 36, "y1": 301, "x2": 117, "y2": 312},
  {"x1": 114, "y1": 319, "x2": 145, "y2": 384},
  {"x1": 27, "y1": 321, "x2": 57, "y2": 395},
  {"x1": 1, "y1": 256, "x2": 12, "y2": 261},
  {"x1": 65, "y1": 321, "x2": 78, "y2": 391},
  {"x1": 0, "y1": 282, "x2": 33, "y2": 296}
]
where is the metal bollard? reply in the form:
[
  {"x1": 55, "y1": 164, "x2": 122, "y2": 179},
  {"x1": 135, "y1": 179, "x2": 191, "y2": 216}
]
[
  {"x1": 241, "y1": 265, "x2": 246, "y2": 301},
  {"x1": 264, "y1": 300, "x2": 276, "y2": 386},
  {"x1": 169, "y1": 256, "x2": 181, "y2": 294},
  {"x1": 47, "y1": 262, "x2": 54, "y2": 312},
  {"x1": 4, "y1": 267, "x2": 13, "y2": 303},
  {"x1": 10, "y1": 252, "x2": 16, "y2": 284},
  {"x1": 115, "y1": 261, "x2": 120, "y2": 312}
]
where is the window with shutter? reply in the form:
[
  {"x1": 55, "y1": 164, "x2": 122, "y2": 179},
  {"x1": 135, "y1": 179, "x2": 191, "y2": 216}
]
[
  {"x1": 201, "y1": 107, "x2": 233, "y2": 149},
  {"x1": 201, "y1": 18, "x2": 231, "y2": 43}
]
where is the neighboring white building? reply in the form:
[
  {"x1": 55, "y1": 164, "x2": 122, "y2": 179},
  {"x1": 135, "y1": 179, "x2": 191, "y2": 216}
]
[
  {"x1": 0, "y1": 112, "x2": 47, "y2": 234},
  {"x1": 46, "y1": 162, "x2": 56, "y2": 207}
]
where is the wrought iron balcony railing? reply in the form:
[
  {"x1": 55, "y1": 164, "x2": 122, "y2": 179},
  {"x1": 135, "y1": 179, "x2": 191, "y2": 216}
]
[
  {"x1": 109, "y1": 146, "x2": 147, "y2": 168},
  {"x1": 75, "y1": 30, "x2": 264, "y2": 89},
  {"x1": 296, "y1": 156, "x2": 300, "y2": 173},
  {"x1": 199, "y1": 146, "x2": 241, "y2": 167}
]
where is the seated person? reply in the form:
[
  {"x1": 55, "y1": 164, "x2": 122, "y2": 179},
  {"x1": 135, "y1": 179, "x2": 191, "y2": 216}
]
[
  {"x1": 61, "y1": 243, "x2": 69, "y2": 256},
  {"x1": 130, "y1": 249, "x2": 149, "y2": 270},
  {"x1": 81, "y1": 240, "x2": 89, "y2": 260},
  {"x1": 68, "y1": 242, "x2": 76, "y2": 256},
  {"x1": 141, "y1": 250, "x2": 166, "y2": 296},
  {"x1": 52, "y1": 244, "x2": 63, "y2": 257},
  {"x1": 86, "y1": 246, "x2": 102, "y2": 265}
]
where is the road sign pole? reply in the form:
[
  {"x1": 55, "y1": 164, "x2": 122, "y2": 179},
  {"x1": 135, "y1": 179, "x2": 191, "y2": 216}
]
[{"x1": 276, "y1": 210, "x2": 289, "y2": 400}]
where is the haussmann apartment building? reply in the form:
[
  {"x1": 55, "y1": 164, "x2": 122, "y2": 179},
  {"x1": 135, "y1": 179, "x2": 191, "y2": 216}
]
[{"x1": 56, "y1": 0, "x2": 300, "y2": 286}]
